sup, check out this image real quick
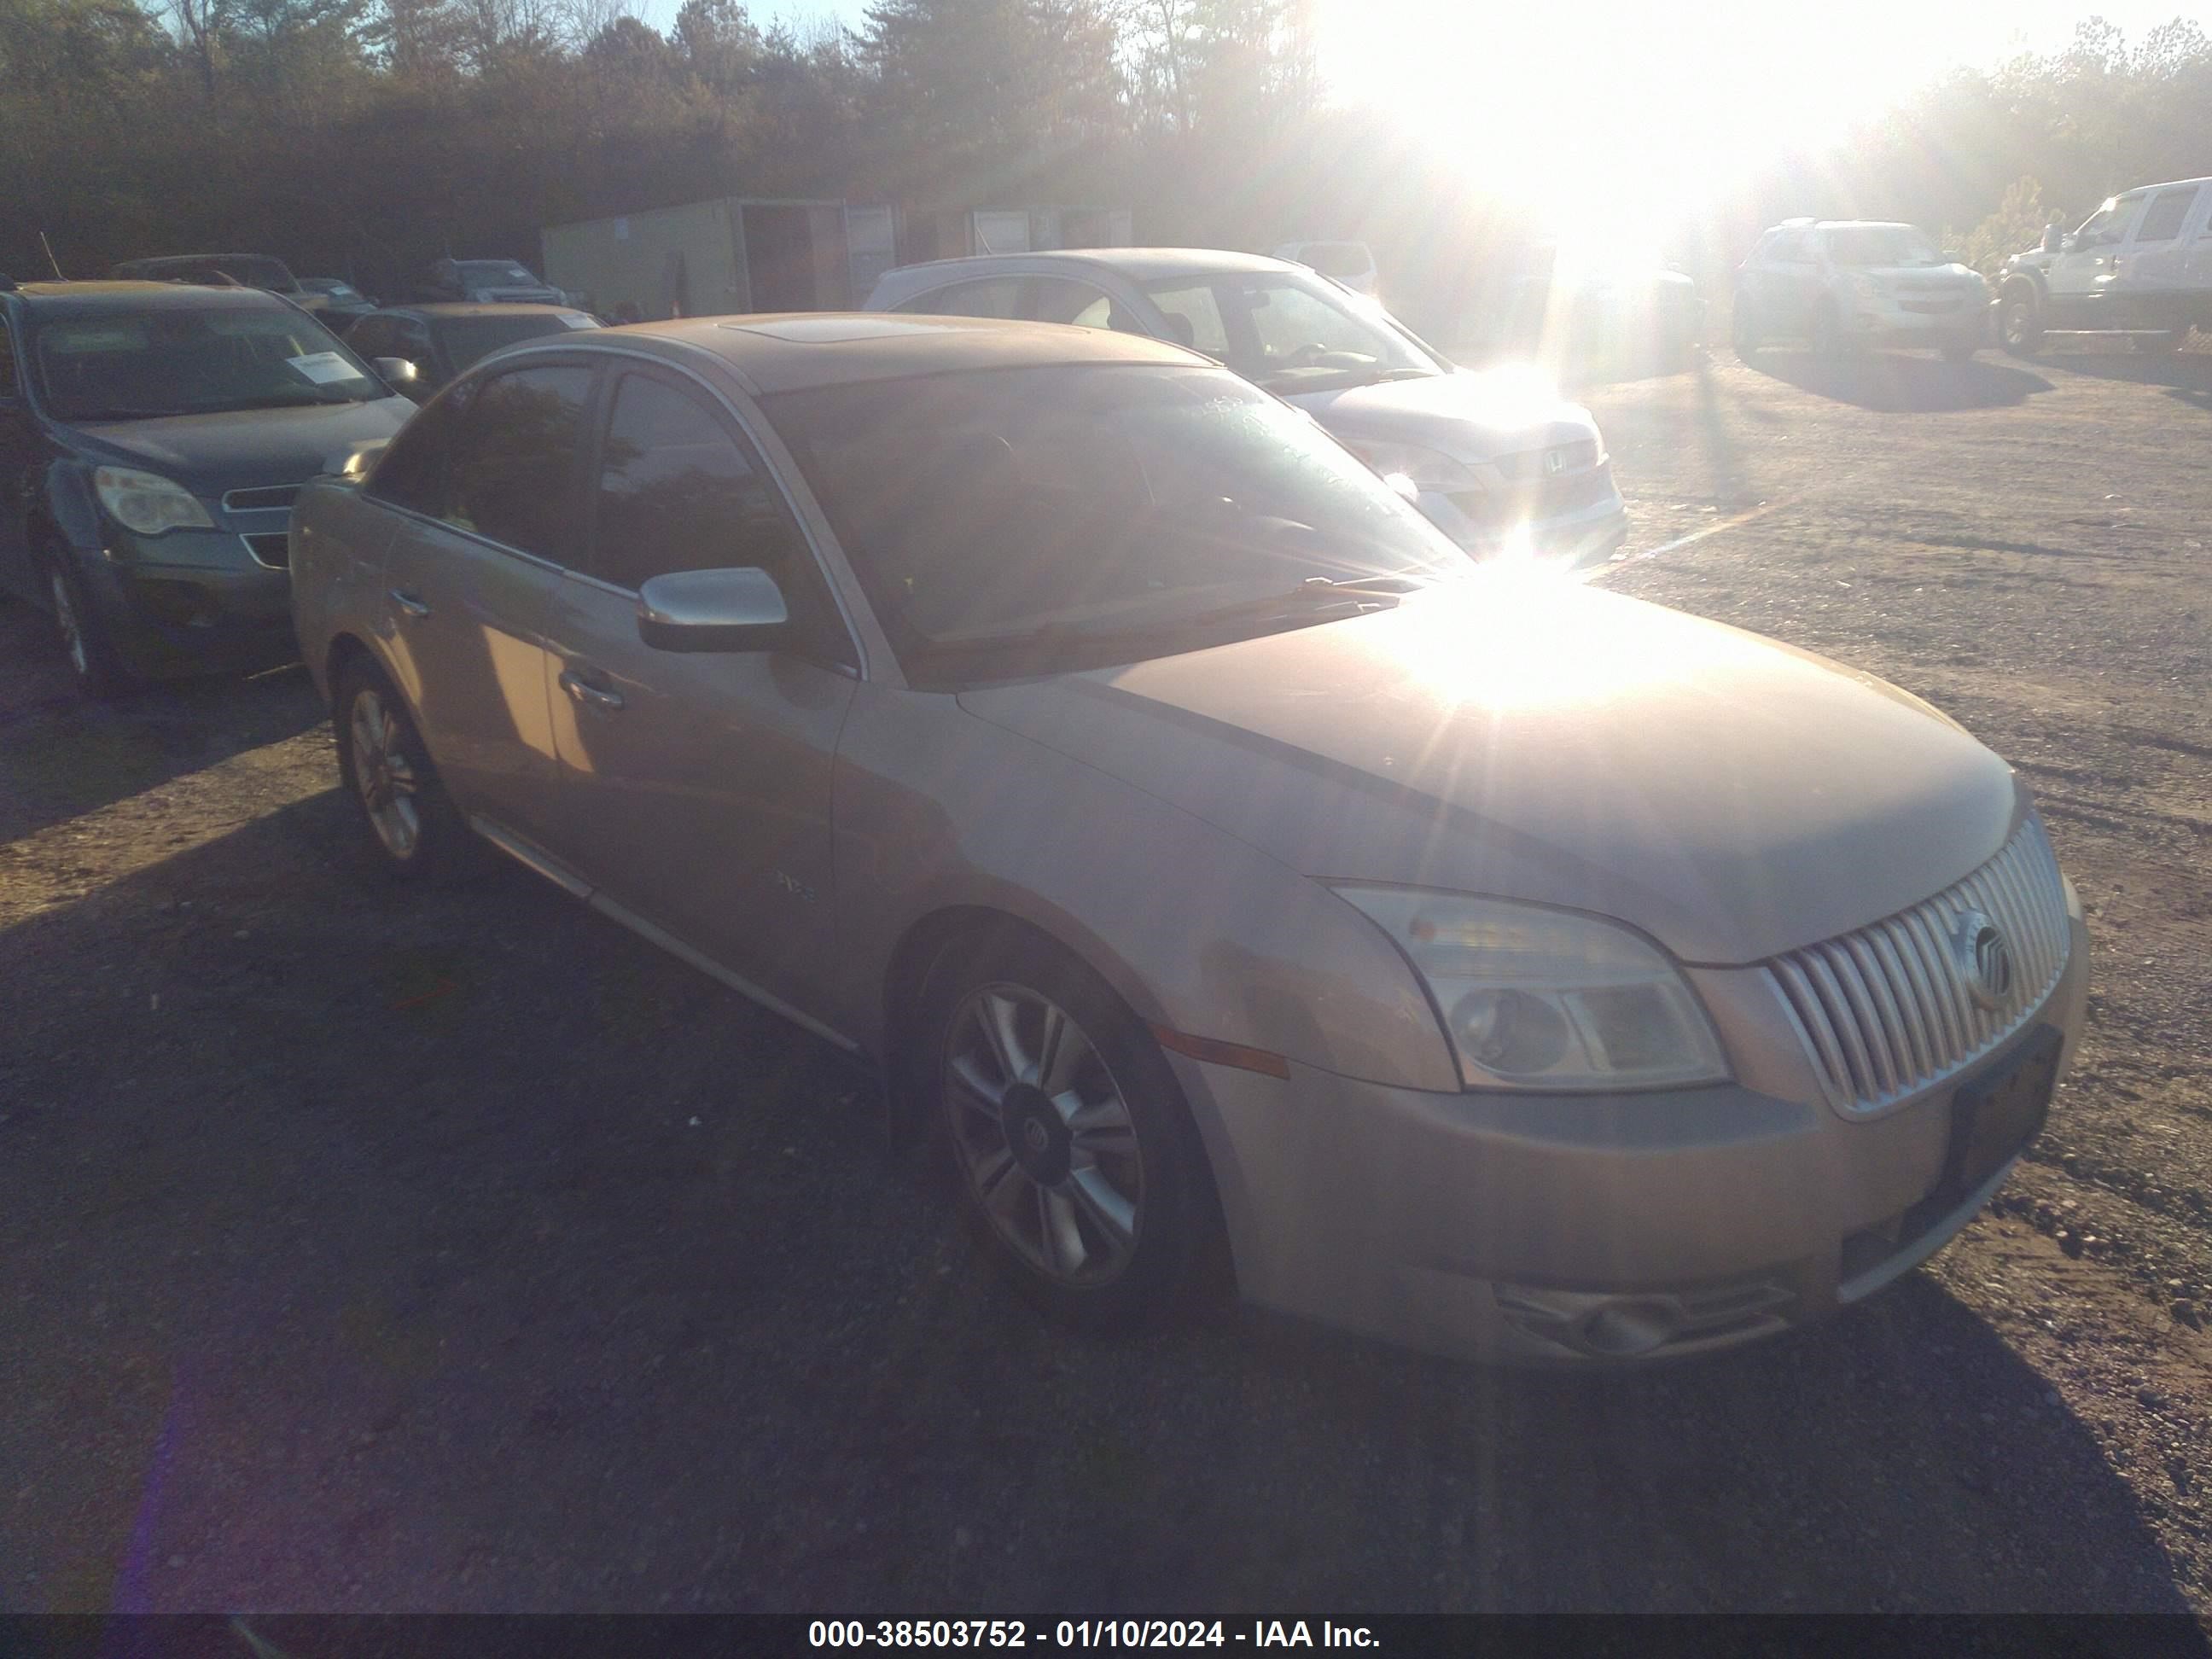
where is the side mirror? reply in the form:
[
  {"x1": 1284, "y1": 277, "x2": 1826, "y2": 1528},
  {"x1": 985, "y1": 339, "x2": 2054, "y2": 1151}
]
[
  {"x1": 637, "y1": 567, "x2": 789, "y2": 653},
  {"x1": 2040, "y1": 226, "x2": 2064, "y2": 254},
  {"x1": 373, "y1": 357, "x2": 425, "y2": 402}
]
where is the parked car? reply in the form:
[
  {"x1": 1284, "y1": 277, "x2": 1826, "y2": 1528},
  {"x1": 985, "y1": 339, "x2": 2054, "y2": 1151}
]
[
  {"x1": 108, "y1": 253, "x2": 334, "y2": 318},
  {"x1": 1464, "y1": 242, "x2": 1704, "y2": 373},
  {"x1": 343, "y1": 303, "x2": 599, "y2": 400},
  {"x1": 1995, "y1": 177, "x2": 2212, "y2": 355},
  {"x1": 291, "y1": 313, "x2": 2088, "y2": 1365},
  {"x1": 420, "y1": 257, "x2": 568, "y2": 306},
  {"x1": 1272, "y1": 239, "x2": 1379, "y2": 296},
  {"x1": 1733, "y1": 220, "x2": 1988, "y2": 361},
  {"x1": 0, "y1": 276, "x2": 412, "y2": 695},
  {"x1": 866, "y1": 249, "x2": 1627, "y2": 572},
  {"x1": 299, "y1": 278, "x2": 379, "y2": 330}
]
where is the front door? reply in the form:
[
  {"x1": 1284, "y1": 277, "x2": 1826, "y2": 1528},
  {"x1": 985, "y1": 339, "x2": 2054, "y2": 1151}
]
[
  {"x1": 364, "y1": 359, "x2": 594, "y2": 841},
  {"x1": 2046, "y1": 194, "x2": 2144, "y2": 328},
  {"x1": 535, "y1": 364, "x2": 858, "y2": 1015}
]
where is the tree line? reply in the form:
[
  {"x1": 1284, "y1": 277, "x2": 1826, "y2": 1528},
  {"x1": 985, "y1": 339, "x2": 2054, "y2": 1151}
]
[{"x1": 3, "y1": 0, "x2": 2209, "y2": 331}]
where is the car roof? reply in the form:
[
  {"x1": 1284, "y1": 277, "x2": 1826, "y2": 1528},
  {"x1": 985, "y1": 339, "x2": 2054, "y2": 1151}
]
[
  {"x1": 882, "y1": 246, "x2": 1299, "y2": 285},
  {"x1": 3, "y1": 280, "x2": 294, "y2": 316},
  {"x1": 516, "y1": 312, "x2": 1202, "y2": 394},
  {"x1": 115, "y1": 253, "x2": 289, "y2": 270},
  {"x1": 2111, "y1": 176, "x2": 2212, "y2": 195},
  {"x1": 379, "y1": 302, "x2": 586, "y2": 321}
]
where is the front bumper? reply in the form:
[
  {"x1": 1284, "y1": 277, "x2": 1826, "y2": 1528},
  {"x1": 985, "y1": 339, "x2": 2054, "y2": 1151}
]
[
  {"x1": 1844, "y1": 298, "x2": 1988, "y2": 348},
  {"x1": 1169, "y1": 899, "x2": 2089, "y2": 1367},
  {"x1": 80, "y1": 527, "x2": 299, "y2": 679}
]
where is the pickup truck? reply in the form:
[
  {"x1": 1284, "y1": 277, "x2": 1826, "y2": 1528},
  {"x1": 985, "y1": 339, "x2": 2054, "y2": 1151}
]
[{"x1": 1996, "y1": 176, "x2": 2212, "y2": 354}]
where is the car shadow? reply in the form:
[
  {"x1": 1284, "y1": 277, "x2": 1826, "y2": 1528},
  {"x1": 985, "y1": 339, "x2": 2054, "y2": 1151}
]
[
  {"x1": 0, "y1": 601, "x2": 324, "y2": 846},
  {"x1": 2021, "y1": 344, "x2": 2212, "y2": 407},
  {"x1": 1747, "y1": 348, "x2": 2055, "y2": 412},
  {"x1": 3, "y1": 798, "x2": 2205, "y2": 1615}
]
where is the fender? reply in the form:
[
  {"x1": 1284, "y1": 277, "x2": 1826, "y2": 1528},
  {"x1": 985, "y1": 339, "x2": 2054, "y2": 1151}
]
[{"x1": 38, "y1": 457, "x2": 103, "y2": 556}]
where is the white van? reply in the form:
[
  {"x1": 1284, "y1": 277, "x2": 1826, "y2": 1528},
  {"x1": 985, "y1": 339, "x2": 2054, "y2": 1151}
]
[{"x1": 1996, "y1": 177, "x2": 2212, "y2": 354}]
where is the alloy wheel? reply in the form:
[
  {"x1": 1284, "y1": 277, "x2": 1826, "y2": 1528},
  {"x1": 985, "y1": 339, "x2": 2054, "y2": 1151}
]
[
  {"x1": 349, "y1": 686, "x2": 423, "y2": 859},
  {"x1": 943, "y1": 984, "x2": 1145, "y2": 1286}
]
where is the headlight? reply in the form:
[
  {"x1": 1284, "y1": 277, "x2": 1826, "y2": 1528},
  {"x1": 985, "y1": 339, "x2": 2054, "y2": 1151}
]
[
  {"x1": 93, "y1": 467, "x2": 214, "y2": 536},
  {"x1": 1333, "y1": 888, "x2": 1731, "y2": 1091},
  {"x1": 1340, "y1": 439, "x2": 1482, "y2": 500}
]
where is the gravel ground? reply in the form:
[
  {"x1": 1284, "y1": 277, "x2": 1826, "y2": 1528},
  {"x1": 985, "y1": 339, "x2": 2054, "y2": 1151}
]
[{"x1": 2, "y1": 337, "x2": 2209, "y2": 1617}]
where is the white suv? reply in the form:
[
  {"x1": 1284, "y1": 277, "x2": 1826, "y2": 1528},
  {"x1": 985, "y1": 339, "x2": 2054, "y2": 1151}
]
[
  {"x1": 1733, "y1": 220, "x2": 1988, "y2": 362},
  {"x1": 1995, "y1": 177, "x2": 2212, "y2": 355}
]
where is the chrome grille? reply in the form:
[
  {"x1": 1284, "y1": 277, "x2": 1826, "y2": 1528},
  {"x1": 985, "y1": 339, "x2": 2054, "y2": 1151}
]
[
  {"x1": 1493, "y1": 439, "x2": 1599, "y2": 483},
  {"x1": 1763, "y1": 818, "x2": 2070, "y2": 1115}
]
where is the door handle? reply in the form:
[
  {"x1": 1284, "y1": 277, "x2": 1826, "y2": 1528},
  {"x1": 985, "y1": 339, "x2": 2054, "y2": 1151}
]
[
  {"x1": 559, "y1": 668, "x2": 625, "y2": 713},
  {"x1": 389, "y1": 589, "x2": 431, "y2": 619}
]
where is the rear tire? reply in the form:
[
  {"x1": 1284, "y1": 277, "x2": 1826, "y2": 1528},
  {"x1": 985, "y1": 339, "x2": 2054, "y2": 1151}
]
[
  {"x1": 2000, "y1": 288, "x2": 2044, "y2": 357},
  {"x1": 43, "y1": 556, "x2": 134, "y2": 699},
  {"x1": 2136, "y1": 329, "x2": 2188, "y2": 355},
  {"x1": 333, "y1": 655, "x2": 483, "y2": 882},
  {"x1": 915, "y1": 925, "x2": 1228, "y2": 1332}
]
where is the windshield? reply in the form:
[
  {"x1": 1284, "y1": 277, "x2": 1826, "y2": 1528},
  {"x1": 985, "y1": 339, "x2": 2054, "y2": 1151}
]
[
  {"x1": 434, "y1": 311, "x2": 596, "y2": 370},
  {"x1": 765, "y1": 364, "x2": 1467, "y2": 683},
  {"x1": 33, "y1": 306, "x2": 387, "y2": 419},
  {"x1": 1140, "y1": 271, "x2": 1441, "y2": 393},
  {"x1": 1823, "y1": 226, "x2": 1942, "y2": 268},
  {"x1": 458, "y1": 262, "x2": 541, "y2": 285}
]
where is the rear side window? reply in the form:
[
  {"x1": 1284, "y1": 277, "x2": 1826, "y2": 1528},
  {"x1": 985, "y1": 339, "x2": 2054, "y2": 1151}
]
[
  {"x1": 2135, "y1": 188, "x2": 2198, "y2": 243},
  {"x1": 898, "y1": 278, "x2": 1027, "y2": 318},
  {"x1": 443, "y1": 364, "x2": 593, "y2": 560}
]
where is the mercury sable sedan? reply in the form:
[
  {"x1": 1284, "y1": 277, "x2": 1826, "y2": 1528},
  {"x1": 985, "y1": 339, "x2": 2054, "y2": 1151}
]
[{"x1": 290, "y1": 315, "x2": 2088, "y2": 1365}]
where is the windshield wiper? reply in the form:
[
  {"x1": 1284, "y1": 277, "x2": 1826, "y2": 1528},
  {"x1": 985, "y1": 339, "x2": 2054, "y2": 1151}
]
[{"x1": 65, "y1": 407, "x2": 180, "y2": 422}]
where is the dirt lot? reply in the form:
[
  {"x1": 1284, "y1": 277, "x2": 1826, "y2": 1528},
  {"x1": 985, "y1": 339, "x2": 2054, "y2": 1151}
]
[{"x1": 3, "y1": 339, "x2": 2210, "y2": 1618}]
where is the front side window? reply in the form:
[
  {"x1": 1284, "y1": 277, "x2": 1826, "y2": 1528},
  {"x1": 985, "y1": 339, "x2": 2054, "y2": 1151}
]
[
  {"x1": 765, "y1": 364, "x2": 1467, "y2": 684},
  {"x1": 2136, "y1": 188, "x2": 2198, "y2": 243},
  {"x1": 2077, "y1": 196, "x2": 2141, "y2": 245},
  {"x1": 442, "y1": 364, "x2": 593, "y2": 561},
  {"x1": 364, "y1": 394, "x2": 458, "y2": 517},
  {"x1": 1142, "y1": 271, "x2": 1439, "y2": 393},
  {"x1": 32, "y1": 304, "x2": 386, "y2": 421}
]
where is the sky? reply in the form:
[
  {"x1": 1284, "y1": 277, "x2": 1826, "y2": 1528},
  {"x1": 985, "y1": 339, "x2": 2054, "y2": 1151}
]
[{"x1": 632, "y1": 0, "x2": 2209, "y2": 236}]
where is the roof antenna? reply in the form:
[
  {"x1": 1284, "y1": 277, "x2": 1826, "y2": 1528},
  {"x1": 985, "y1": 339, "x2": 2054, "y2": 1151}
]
[{"x1": 38, "y1": 230, "x2": 65, "y2": 280}]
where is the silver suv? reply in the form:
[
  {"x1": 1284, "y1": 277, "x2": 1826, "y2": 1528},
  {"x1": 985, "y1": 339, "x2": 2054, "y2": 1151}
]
[
  {"x1": 291, "y1": 315, "x2": 2087, "y2": 1365},
  {"x1": 1734, "y1": 220, "x2": 1989, "y2": 361}
]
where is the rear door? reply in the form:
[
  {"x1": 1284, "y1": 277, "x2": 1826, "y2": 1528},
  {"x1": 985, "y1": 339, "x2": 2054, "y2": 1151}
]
[
  {"x1": 2116, "y1": 184, "x2": 2200, "y2": 322},
  {"x1": 534, "y1": 362, "x2": 859, "y2": 1014},
  {"x1": 366, "y1": 359, "x2": 594, "y2": 842}
]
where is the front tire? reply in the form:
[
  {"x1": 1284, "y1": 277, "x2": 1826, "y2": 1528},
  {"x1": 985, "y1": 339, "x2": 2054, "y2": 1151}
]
[
  {"x1": 2000, "y1": 288, "x2": 2044, "y2": 357},
  {"x1": 333, "y1": 656, "x2": 481, "y2": 882},
  {"x1": 44, "y1": 557, "x2": 134, "y2": 699},
  {"x1": 919, "y1": 928, "x2": 1225, "y2": 1331},
  {"x1": 1731, "y1": 300, "x2": 1761, "y2": 360}
]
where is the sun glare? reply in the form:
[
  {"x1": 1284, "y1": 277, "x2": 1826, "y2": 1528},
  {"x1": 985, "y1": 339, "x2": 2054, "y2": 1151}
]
[{"x1": 1314, "y1": 0, "x2": 2046, "y2": 241}]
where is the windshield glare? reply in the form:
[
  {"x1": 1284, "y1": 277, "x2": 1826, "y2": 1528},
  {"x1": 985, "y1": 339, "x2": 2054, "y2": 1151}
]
[
  {"x1": 766, "y1": 364, "x2": 1466, "y2": 680},
  {"x1": 1825, "y1": 227, "x2": 1942, "y2": 268},
  {"x1": 1140, "y1": 271, "x2": 1440, "y2": 393},
  {"x1": 34, "y1": 306, "x2": 386, "y2": 419}
]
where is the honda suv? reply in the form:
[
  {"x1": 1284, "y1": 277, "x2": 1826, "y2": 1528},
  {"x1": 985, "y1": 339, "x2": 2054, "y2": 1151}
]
[{"x1": 1733, "y1": 221, "x2": 1988, "y2": 362}]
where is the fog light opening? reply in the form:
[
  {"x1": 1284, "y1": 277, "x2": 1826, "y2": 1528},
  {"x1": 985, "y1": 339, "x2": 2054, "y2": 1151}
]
[{"x1": 1578, "y1": 1301, "x2": 1679, "y2": 1358}]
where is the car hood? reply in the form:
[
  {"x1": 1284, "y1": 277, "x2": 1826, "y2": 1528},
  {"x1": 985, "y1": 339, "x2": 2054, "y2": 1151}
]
[
  {"x1": 69, "y1": 398, "x2": 415, "y2": 497},
  {"x1": 956, "y1": 579, "x2": 2019, "y2": 966},
  {"x1": 1287, "y1": 368, "x2": 1598, "y2": 463},
  {"x1": 1860, "y1": 263, "x2": 1983, "y2": 288}
]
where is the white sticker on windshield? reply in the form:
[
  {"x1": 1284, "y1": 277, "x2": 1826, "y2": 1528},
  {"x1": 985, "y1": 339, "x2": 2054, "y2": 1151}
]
[{"x1": 287, "y1": 351, "x2": 359, "y2": 385}]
